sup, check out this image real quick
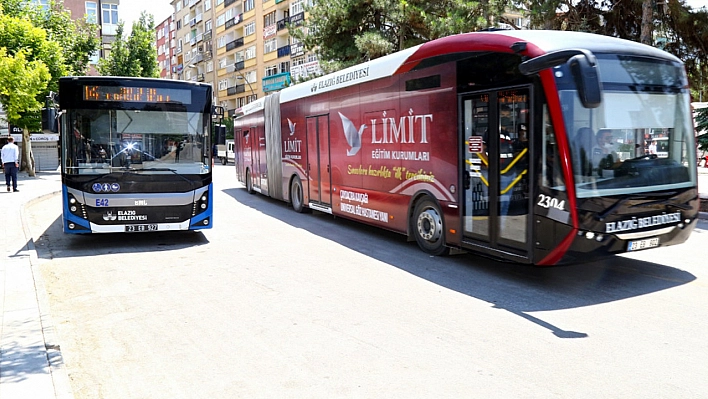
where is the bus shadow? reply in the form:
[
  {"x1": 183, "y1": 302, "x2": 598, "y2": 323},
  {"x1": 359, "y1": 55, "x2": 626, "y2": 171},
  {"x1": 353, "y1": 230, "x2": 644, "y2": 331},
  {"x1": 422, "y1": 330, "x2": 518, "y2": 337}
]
[
  {"x1": 31, "y1": 213, "x2": 209, "y2": 261},
  {"x1": 224, "y1": 187, "x2": 696, "y2": 338}
]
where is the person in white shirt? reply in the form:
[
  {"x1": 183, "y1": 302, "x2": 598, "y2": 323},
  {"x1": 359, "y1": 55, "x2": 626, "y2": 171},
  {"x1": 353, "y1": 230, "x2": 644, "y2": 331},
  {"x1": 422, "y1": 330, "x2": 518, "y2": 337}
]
[{"x1": 1, "y1": 136, "x2": 20, "y2": 192}]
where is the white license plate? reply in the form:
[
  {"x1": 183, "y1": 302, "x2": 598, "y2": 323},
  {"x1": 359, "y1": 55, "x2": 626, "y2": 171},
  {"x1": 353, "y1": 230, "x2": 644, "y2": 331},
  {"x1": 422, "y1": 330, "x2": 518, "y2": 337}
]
[
  {"x1": 125, "y1": 224, "x2": 158, "y2": 232},
  {"x1": 627, "y1": 237, "x2": 659, "y2": 251}
]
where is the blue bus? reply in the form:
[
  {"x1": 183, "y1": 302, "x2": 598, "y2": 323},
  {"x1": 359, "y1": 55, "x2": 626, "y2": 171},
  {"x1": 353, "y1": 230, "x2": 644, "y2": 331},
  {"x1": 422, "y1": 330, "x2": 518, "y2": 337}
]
[{"x1": 57, "y1": 76, "x2": 217, "y2": 233}]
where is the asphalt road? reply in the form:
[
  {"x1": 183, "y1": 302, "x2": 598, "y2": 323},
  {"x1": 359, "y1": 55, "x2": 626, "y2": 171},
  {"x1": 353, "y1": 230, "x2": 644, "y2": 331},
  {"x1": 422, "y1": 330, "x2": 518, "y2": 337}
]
[{"x1": 27, "y1": 164, "x2": 708, "y2": 399}]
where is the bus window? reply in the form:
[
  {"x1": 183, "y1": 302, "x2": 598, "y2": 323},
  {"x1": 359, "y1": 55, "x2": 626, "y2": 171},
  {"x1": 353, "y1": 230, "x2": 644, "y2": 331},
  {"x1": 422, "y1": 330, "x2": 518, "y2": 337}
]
[{"x1": 541, "y1": 105, "x2": 564, "y2": 190}]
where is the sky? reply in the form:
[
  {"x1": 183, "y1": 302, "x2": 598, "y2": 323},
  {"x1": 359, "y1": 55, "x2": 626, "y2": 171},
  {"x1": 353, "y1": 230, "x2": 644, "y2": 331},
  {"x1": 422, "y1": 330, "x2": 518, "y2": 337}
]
[{"x1": 120, "y1": 0, "x2": 174, "y2": 34}]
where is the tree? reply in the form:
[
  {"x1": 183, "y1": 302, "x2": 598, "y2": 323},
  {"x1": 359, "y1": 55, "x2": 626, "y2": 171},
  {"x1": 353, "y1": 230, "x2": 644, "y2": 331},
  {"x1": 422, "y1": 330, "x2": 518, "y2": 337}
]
[
  {"x1": 30, "y1": 0, "x2": 100, "y2": 76},
  {"x1": 294, "y1": 0, "x2": 509, "y2": 70},
  {"x1": 0, "y1": 10, "x2": 63, "y2": 175},
  {"x1": 0, "y1": 0, "x2": 98, "y2": 175},
  {"x1": 98, "y1": 12, "x2": 159, "y2": 77}
]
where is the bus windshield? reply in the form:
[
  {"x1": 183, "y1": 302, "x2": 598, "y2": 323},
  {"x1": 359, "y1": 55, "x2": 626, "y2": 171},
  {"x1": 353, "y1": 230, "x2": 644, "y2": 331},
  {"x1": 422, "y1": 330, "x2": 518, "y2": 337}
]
[
  {"x1": 64, "y1": 108, "x2": 208, "y2": 175},
  {"x1": 561, "y1": 55, "x2": 696, "y2": 198}
]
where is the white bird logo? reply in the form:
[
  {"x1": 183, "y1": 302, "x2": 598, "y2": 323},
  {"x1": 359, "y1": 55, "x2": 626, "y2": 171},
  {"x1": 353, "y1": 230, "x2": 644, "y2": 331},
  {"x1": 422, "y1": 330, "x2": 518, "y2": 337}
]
[
  {"x1": 287, "y1": 118, "x2": 296, "y2": 136},
  {"x1": 338, "y1": 112, "x2": 365, "y2": 156}
]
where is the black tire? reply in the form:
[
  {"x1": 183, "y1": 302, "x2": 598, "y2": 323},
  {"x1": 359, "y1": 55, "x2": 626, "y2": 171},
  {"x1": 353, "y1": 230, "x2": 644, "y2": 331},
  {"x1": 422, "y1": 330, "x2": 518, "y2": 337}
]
[
  {"x1": 412, "y1": 197, "x2": 448, "y2": 256},
  {"x1": 290, "y1": 175, "x2": 308, "y2": 213},
  {"x1": 245, "y1": 168, "x2": 254, "y2": 194},
  {"x1": 221, "y1": 157, "x2": 227, "y2": 165}
]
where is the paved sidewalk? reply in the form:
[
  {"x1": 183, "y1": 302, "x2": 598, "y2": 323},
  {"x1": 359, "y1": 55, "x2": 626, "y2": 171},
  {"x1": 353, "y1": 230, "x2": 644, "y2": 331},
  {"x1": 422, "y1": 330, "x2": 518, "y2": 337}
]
[{"x1": 0, "y1": 170, "x2": 73, "y2": 399}]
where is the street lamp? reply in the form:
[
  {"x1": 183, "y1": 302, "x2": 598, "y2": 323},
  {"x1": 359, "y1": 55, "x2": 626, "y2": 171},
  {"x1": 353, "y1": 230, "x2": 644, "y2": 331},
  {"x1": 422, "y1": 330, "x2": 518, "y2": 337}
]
[{"x1": 235, "y1": 71, "x2": 256, "y2": 100}]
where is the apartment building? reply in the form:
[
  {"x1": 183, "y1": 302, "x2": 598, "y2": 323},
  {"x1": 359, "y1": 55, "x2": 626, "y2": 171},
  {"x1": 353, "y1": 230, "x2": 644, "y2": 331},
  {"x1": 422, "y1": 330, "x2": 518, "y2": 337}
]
[
  {"x1": 164, "y1": 0, "x2": 529, "y2": 118},
  {"x1": 57, "y1": 0, "x2": 121, "y2": 74},
  {"x1": 156, "y1": 16, "x2": 175, "y2": 79},
  {"x1": 167, "y1": 0, "x2": 321, "y2": 117}
]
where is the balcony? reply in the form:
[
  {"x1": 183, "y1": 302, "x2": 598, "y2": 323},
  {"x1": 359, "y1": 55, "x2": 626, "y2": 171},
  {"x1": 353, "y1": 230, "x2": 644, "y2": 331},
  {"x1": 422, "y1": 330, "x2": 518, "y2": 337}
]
[
  {"x1": 197, "y1": 73, "x2": 205, "y2": 82},
  {"x1": 276, "y1": 18, "x2": 288, "y2": 31},
  {"x1": 277, "y1": 45, "x2": 290, "y2": 58},
  {"x1": 234, "y1": 61, "x2": 244, "y2": 71},
  {"x1": 225, "y1": 13, "x2": 243, "y2": 30},
  {"x1": 227, "y1": 84, "x2": 246, "y2": 96},
  {"x1": 203, "y1": 30, "x2": 212, "y2": 41},
  {"x1": 225, "y1": 37, "x2": 244, "y2": 51},
  {"x1": 262, "y1": 72, "x2": 291, "y2": 93},
  {"x1": 289, "y1": 12, "x2": 304, "y2": 27},
  {"x1": 290, "y1": 42, "x2": 304, "y2": 57},
  {"x1": 224, "y1": 0, "x2": 236, "y2": 6}
]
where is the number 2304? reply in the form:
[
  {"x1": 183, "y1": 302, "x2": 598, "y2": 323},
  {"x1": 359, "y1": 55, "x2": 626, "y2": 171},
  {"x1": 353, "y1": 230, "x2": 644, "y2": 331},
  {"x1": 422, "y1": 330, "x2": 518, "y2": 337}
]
[{"x1": 537, "y1": 194, "x2": 565, "y2": 210}]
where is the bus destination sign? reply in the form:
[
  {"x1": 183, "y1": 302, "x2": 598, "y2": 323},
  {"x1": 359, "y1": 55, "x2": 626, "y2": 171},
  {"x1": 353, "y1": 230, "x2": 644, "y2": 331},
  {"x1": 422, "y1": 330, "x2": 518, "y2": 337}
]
[{"x1": 82, "y1": 85, "x2": 192, "y2": 104}]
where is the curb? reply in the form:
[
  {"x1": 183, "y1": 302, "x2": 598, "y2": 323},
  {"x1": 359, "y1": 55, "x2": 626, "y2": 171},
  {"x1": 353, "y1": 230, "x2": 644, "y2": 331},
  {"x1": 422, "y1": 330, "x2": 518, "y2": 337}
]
[{"x1": 19, "y1": 189, "x2": 74, "y2": 399}]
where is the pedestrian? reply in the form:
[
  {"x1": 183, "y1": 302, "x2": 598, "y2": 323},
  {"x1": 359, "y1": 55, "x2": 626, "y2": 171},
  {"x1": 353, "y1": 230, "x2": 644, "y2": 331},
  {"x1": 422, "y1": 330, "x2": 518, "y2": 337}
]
[{"x1": 1, "y1": 136, "x2": 20, "y2": 192}]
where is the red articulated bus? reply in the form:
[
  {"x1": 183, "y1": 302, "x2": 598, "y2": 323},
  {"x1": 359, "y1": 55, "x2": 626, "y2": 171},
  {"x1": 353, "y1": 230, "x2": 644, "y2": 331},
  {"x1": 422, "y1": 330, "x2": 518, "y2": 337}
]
[{"x1": 233, "y1": 30, "x2": 698, "y2": 265}]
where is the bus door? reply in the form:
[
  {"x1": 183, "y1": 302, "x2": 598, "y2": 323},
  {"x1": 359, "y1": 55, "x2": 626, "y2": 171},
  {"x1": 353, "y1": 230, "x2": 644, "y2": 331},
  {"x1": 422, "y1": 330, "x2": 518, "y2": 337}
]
[
  {"x1": 306, "y1": 115, "x2": 332, "y2": 208},
  {"x1": 234, "y1": 128, "x2": 244, "y2": 182},
  {"x1": 461, "y1": 88, "x2": 531, "y2": 258},
  {"x1": 250, "y1": 125, "x2": 267, "y2": 192}
]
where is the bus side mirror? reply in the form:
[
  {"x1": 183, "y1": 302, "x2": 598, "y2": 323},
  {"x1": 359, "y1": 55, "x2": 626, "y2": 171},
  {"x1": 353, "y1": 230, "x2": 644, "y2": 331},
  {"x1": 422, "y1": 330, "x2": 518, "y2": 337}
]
[
  {"x1": 518, "y1": 47, "x2": 602, "y2": 109},
  {"x1": 41, "y1": 107, "x2": 58, "y2": 133},
  {"x1": 568, "y1": 55, "x2": 601, "y2": 109}
]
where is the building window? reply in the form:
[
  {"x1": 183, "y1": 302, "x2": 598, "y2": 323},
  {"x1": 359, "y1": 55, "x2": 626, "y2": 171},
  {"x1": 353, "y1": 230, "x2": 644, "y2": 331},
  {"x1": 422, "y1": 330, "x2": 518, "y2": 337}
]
[
  {"x1": 176, "y1": 1, "x2": 182, "y2": 12},
  {"x1": 245, "y1": 70, "x2": 257, "y2": 83},
  {"x1": 219, "y1": 79, "x2": 228, "y2": 90},
  {"x1": 265, "y1": 65, "x2": 277, "y2": 77},
  {"x1": 244, "y1": 21, "x2": 255, "y2": 36},
  {"x1": 245, "y1": 46, "x2": 256, "y2": 60},
  {"x1": 264, "y1": 11, "x2": 276, "y2": 27},
  {"x1": 207, "y1": 61, "x2": 214, "y2": 72},
  {"x1": 219, "y1": 57, "x2": 227, "y2": 68},
  {"x1": 205, "y1": 20, "x2": 212, "y2": 32},
  {"x1": 291, "y1": 0, "x2": 303, "y2": 15},
  {"x1": 264, "y1": 38, "x2": 277, "y2": 53},
  {"x1": 216, "y1": 0, "x2": 224, "y2": 5},
  {"x1": 216, "y1": 14, "x2": 225, "y2": 27},
  {"x1": 205, "y1": 0, "x2": 211, "y2": 11},
  {"x1": 218, "y1": 35, "x2": 227, "y2": 48},
  {"x1": 102, "y1": 3, "x2": 118, "y2": 24},
  {"x1": 244, "y1": 0, "x2": 254, "y2": 12},
  {"x1": 85, "y1": 2, "x2": 97, "y2": 23},
  {"x1": 279, "y1": 61, "x2": 290, "y2": 73}
]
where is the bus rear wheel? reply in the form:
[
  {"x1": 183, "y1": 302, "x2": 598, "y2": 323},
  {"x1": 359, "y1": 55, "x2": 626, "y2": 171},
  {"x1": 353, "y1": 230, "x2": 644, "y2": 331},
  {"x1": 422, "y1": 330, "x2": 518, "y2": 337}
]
[
  {"x1": 290, "y1": 175, "x2": 308, "y2": 213},
  {"x1": 412, "y1": 198, "x2": 448, "y2": 256}
]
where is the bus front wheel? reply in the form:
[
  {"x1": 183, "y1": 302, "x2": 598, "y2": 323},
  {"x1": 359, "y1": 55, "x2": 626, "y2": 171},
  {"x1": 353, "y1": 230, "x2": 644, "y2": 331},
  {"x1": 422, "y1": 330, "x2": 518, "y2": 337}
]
[
  {"x1": 290, "y1": 175, "x2": 308, "y2": 213},
  {"x1": 412, "y1": 198, "x2": 448, "y2": 256}
]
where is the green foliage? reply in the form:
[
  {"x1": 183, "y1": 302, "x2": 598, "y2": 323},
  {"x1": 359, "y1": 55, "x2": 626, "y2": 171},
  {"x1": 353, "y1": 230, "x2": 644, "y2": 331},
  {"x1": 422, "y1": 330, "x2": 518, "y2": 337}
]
[
  {"x1": 0, "y1": 48, "x2": 51, "y2": 124},
  {"x1": 99, "y1": 12, "x2": 158, "y2": 77},
  {"x1": 30, "y1": 0, "x2": 99, "y2": 76},
  {"x1": 0, "y1": 12, "x2": 61, "y2": 130},
  {"x1": 295, "y1": 0, "x2": 509, "y2": 67}
]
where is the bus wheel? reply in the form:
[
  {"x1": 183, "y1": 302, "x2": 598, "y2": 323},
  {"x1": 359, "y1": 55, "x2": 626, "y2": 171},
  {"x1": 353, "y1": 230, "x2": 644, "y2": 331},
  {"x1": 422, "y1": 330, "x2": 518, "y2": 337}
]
[
  {"x1": 412, "y1": 198, "x2": 447, "y2": 256},
  {"x1": 290, "y1": 175, "x2": 308, "y2": 213},
  {"x1": 245, "y1": 168, "x2": 254, "y2": 194}
]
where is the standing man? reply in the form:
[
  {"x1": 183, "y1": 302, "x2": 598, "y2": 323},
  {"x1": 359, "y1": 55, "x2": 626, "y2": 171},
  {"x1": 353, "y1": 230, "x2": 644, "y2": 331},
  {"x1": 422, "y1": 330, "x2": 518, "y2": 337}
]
[{"x1": 1, "y1": 136, "x2": 20, "y2": 192}]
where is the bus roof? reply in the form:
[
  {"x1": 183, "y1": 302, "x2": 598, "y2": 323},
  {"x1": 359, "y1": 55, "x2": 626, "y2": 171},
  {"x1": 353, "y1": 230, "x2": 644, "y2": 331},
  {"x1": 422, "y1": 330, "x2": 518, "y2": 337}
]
[{"x1": 245, "y1": 30, "x2": 681, "y2": 114}]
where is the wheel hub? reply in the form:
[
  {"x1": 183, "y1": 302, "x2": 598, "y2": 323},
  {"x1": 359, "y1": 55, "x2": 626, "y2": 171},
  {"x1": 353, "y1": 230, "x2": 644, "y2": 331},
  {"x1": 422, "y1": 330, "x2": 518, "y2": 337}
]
[{"x1": 417, "y1": 209, "x2": 442, "y2": 241}]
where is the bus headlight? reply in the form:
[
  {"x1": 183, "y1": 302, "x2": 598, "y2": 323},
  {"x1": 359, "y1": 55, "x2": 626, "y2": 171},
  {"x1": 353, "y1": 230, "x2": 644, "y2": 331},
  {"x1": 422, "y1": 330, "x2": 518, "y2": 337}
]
[
  {"x1": 193, "y1": 190, "x2": 209, "y2": 216},
  {"x1": 67, "y1": 193, "x2": 88, "y2": 219}
]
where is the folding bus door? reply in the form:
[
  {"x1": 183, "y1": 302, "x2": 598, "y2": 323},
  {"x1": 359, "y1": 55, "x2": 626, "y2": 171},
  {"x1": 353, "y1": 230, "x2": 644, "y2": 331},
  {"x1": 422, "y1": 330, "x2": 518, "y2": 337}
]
[{"x1": 460, "y1": 87, "x2": 531, "y2": 257}]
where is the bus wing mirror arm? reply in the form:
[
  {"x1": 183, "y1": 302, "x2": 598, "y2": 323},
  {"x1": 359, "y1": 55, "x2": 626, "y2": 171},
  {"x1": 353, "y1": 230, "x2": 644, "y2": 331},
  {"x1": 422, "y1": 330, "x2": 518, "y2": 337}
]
[{"x1": 518, "y1": 48, "x2": 601, "y2": 109}]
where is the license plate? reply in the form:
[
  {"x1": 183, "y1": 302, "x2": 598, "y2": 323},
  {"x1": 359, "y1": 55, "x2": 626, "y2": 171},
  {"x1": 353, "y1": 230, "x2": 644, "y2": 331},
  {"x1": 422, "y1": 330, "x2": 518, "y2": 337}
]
[
  {"x1": 125, "y1": 224, "x2": 158, "y2": 232},
  {"x1": 627, "y1": 237, "x2": 659, "y2": 251}
]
